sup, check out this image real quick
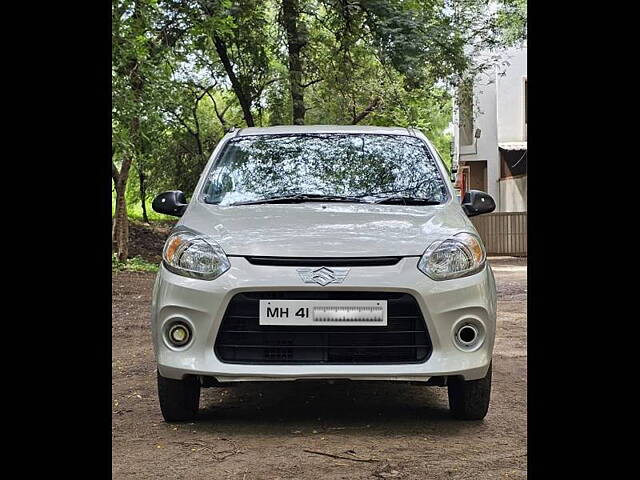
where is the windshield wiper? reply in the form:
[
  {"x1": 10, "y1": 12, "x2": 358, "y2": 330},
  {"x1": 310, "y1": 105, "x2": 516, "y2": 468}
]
[
  {"x1": 230, "y1": 194, "x2": 368, "y2": 206},
  {"x1": 372, "y1": 195, "x2": 441, "y2": 205}
]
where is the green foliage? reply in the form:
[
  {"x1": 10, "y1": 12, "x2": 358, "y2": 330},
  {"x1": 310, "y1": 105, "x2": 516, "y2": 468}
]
[
  {"x1": 112, "y1": 191, "x2": 173, "y2": 221},
  {"x1": 112, "y1": 253, "x2": 160, "y2": 273},
  {"x1": 496, "y1": 0, "x2": 527, "y2": 45},
  {"x1": 113, "y1": 0, "x2": 525, "y2": 214}
]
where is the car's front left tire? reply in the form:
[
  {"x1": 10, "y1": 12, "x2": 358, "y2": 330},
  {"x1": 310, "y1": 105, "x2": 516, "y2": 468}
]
[
  {"x1": 447, "y1": 362, "x2": 492, "y2": 420},
  {"x1": 157, "y1": 370, "x2": 200, "y2": 422}
]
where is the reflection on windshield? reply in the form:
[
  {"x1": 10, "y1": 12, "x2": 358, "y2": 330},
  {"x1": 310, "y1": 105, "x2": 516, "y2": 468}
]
[{"x1": 202, "y1": 134, "x2": 447, "y2": 206}]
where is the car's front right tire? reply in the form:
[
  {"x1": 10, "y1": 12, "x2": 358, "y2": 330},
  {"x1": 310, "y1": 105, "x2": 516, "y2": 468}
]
[
  {"x1": 157, "y1": 370, "x2": 200, "y2": 422},
  {"x1": 447, "y1": 362, "x2": 492, "y2": 420}
]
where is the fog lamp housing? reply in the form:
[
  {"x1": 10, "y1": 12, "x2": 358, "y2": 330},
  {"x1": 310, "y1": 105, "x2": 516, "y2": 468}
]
[{"x1": 167, "y1": 323, "x2": 191, "y2": 347}]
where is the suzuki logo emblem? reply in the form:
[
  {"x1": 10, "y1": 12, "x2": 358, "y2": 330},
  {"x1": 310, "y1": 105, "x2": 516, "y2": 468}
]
[{"x1": 297, "y1": 267, "x2": 350, "y2": 286}]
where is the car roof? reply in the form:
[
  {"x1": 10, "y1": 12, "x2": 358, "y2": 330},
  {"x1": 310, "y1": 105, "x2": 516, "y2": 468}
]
[{"x1": 235, "y1": 125, "x2": 416, "y2": 137}]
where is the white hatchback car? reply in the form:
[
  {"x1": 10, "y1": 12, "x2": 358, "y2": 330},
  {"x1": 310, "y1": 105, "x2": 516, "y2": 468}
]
[{"x1": 151, "y1": 125, "x2": 497, "y2": 422}]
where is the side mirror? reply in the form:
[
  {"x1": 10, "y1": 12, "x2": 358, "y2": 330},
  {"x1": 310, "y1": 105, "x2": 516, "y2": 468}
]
[
  {"x1": 152, "y1": 190, "x2": 188, "y2": 217},
  {"x1": 461, "y1": 190, "x2": 496, "y2": 217}
]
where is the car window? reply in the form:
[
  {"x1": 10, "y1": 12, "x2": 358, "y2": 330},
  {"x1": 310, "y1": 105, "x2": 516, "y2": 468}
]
[{"x1": 201, "y1": 134, "x2": 448, "y2": 206}]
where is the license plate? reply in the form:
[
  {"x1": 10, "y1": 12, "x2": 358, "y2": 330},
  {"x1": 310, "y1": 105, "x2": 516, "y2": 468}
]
[{"x1": 259, "y1": 300, "x2": 388, "y2": 326}]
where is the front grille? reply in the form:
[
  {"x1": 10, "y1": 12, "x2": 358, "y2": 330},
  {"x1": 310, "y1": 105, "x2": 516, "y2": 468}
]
[
  {"x1": 214, "y1": 292, "x2": 432, "y2": 364},
  {"x1": 242, "y1": 256, "x2": 402, "y2": 267}
]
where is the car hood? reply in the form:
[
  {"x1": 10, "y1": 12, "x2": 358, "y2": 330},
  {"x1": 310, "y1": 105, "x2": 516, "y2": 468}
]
[{"x1": 179, "y1": 201, "x2": 474, "y2": 257}]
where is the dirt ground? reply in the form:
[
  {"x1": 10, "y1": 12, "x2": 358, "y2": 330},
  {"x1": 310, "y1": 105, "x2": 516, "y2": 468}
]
[{"x1": 112, "y1": 257, "x2": 526, "y2": 479}]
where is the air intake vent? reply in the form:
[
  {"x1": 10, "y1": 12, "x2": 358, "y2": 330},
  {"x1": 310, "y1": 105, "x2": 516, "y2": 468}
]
[{"x1": 214, "y1": 292, "x2": 432, "y2": 364}]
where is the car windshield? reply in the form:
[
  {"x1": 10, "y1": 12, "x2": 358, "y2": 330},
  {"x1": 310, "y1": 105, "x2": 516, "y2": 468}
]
[{"x1": 201, "y1": 134, "x2": 448, "y2": 206}]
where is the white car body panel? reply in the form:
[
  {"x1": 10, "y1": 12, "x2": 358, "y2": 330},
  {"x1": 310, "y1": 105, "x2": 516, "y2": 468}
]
[
  {"x1": 151, "y1": 125, "x2": 497, "y2": 383},
  {"x1": 183, "y1": 201, "x2": 472, "y2": 257}
]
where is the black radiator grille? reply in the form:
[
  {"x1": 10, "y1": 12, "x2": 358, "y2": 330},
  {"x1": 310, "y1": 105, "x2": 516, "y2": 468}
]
[
  {"x1": 242, "y1": 256, "x2": 402, "y2": 267},
  {"x1": 214, "y1": 292, "x2": 432, "y2": 364}
]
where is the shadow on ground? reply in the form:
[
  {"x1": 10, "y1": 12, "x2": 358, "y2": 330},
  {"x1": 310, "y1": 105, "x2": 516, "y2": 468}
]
[{"x1": 194, "y1": 380, "x2": 484, "y2": 436}]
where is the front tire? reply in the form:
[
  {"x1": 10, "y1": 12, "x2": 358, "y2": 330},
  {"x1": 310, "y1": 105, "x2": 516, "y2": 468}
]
[
  {"x1": 447, "y1": 363, "x2": 492, "y2": 420},
  {"x1": 157, "y1": 370, "x2": 200, "y2": 422}
]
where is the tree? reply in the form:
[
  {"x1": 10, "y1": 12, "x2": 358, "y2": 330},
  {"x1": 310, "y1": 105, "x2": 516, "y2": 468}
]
[
  {"x1": 113, "y1": 0, "x2": 191, "y2": 257},
  {"x1": 112, "y1": 0, "x2": 148, "y2": 261},
  {"x1": 190, "y1": 0, "x2": 273, "y2": 128},
  {"x1": 496, "y1": 0, "x2": 527, "y2": 45}
]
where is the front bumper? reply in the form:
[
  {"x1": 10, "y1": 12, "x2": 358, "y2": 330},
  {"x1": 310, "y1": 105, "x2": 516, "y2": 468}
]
[{"x1": 151, "y1": 257, "x2": 497, "y2": 381}]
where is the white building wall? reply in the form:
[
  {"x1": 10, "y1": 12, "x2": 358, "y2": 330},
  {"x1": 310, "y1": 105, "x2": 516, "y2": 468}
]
[
  {"x1": 499, "y1": 176, "x2": 527, "y2": 212},
  {"x1": 454, "y1": 71, "x2": 500, "y2": 204},
  {"x1": 496, "y1": 47, "x2": 527, "y2": 143},
  {"x1": 477, "y1": 76, "x2": 501, "y2": 205},
  {"x1": 453, "y1": 45, "x2": 527, "y2": 212},
  {"x1": 496, "y1": 46, "x2": 527, "y2": 212}
]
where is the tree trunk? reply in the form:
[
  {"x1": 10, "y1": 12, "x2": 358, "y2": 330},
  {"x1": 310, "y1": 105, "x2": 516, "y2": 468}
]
[
  {"x1": 213, "y1": 35, "x2": 255, "y2": 127},
  {"x1": 281, "y1": 0, "x2": 307, "y2": 125},
  {"x1": 112, "y1": 157, "x2": 132, "y2": 262},
  {"x1": 112, "y1": 149, "x2": 118, "y2": 243},
  {"x1": 114, "y1": 186, "x2": 129, "y2": 262},
  {"x1": 139, "y1": 168, "x2": 149, "y2": 224}
]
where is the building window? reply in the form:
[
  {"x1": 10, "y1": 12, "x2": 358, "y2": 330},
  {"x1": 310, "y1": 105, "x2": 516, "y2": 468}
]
[{"x1": 458, "y1": 79, "x2": 474, "y2": 146}]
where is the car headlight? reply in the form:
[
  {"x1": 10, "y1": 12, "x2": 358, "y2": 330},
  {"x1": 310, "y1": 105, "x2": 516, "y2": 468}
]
[
  {"x1": 162, "y1": 229, "x2": 230, "y2": 280},
  {"x1": 417, "y1": 232, "x2": 486, "y2": 280}
]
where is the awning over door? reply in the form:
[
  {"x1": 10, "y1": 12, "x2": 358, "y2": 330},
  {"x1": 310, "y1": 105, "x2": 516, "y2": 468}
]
[{"x1": 498, "y1": 141, "x2": 527, "y2": 151}]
